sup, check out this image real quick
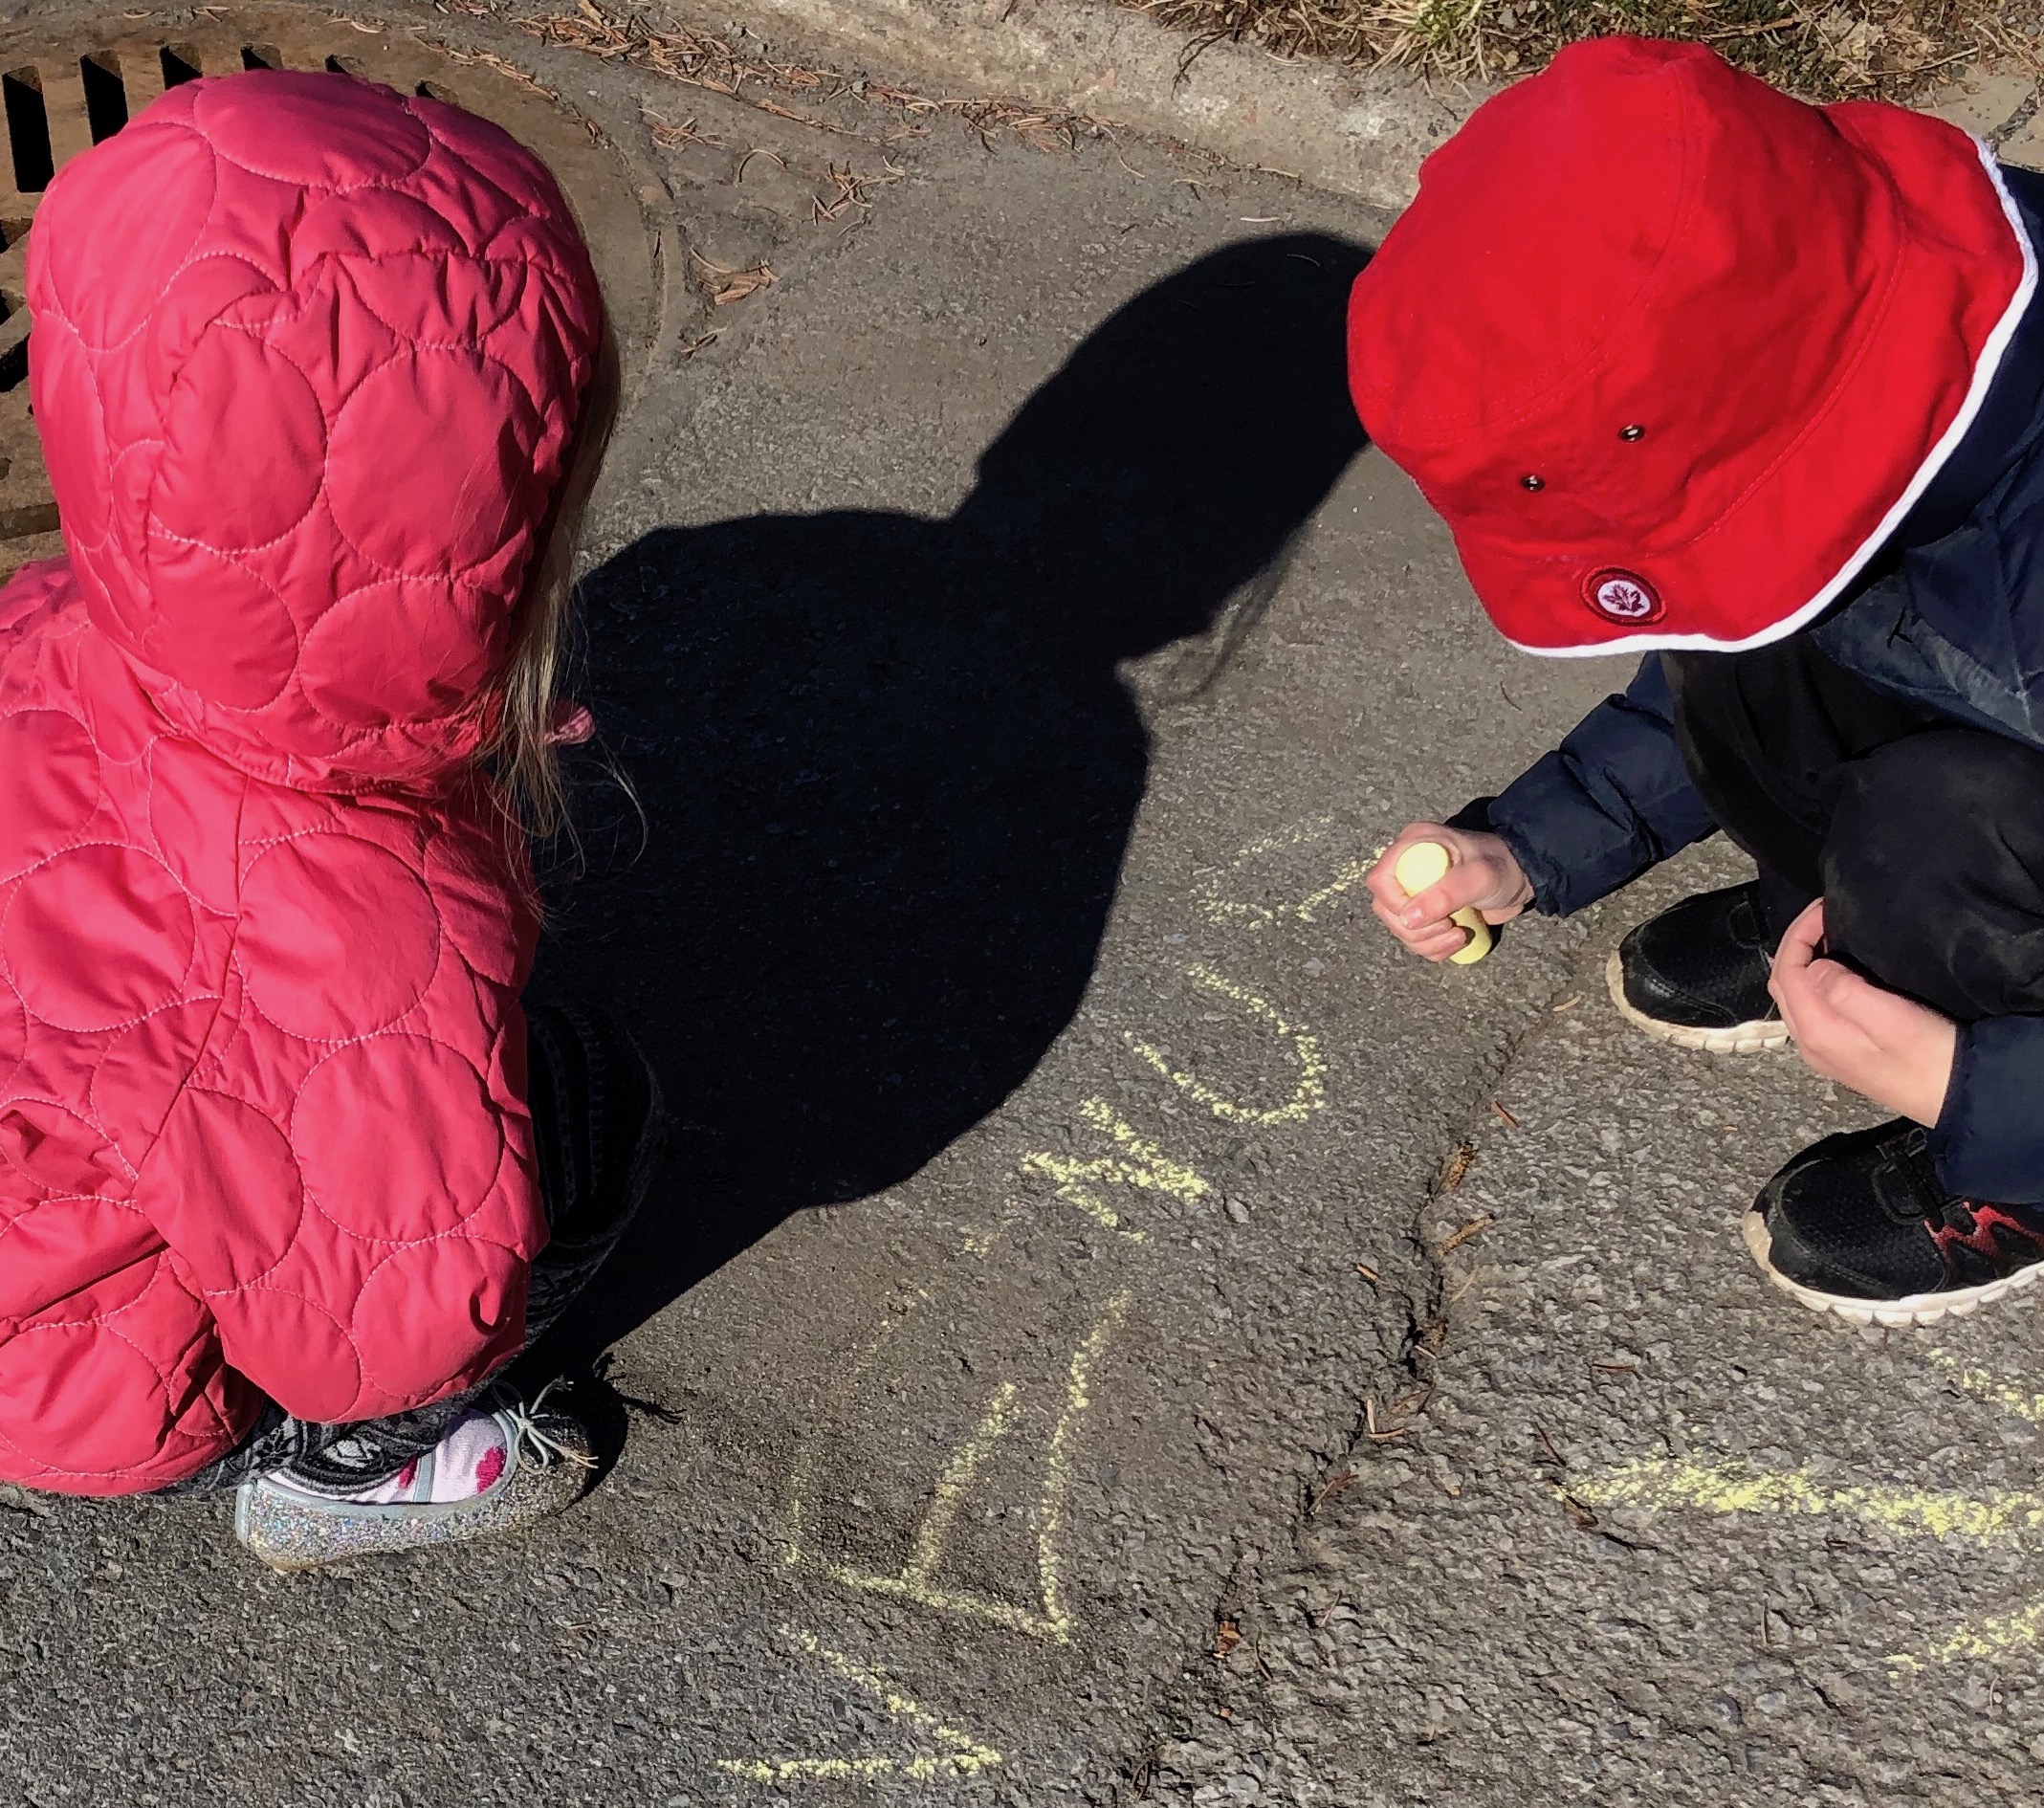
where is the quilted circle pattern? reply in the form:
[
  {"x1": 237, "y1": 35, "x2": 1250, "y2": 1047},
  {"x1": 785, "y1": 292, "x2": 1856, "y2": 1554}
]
[
  {"x1": 0, "y1": 1317, "x2": 169, "y2": 1473},
  {"x1": 69, "y1": 628, "x2": 159, "y2": 763},
  {"x1": 193, "y1": 71, "x2": 431, "y2": 187},
  {"x1": 0, "y1": 1099, "x2": 115, "y2": 1197},
  {"x1": 424, "y1": 826, "x2": 527, "y2": 987},
  {"x1": 143, "y1": 739, "x2": 244, "y2": 913},
  {"x1": 0, "y1": 984, "x2": 23, "y2": 1096},
  {"x1": 294, "y1": 1037, "x2": 503, "y2": 1241},
  {"x1": 154, "y1": 334, "x2": 328, "y2": 553},
  {"x1": 33, "y1": 121, "x2": 215, "y2": 351},
  {"x1": 0, "y1": 73, "x2": 567, "y2": 1493},
  {"x1": 298, "y1": 579, "x2": 495, "y2": 731},
  {"x1": 153, "y1": 1090, "x2": 303, "y2": 1285},
  {"x1": 92, "y1": 1000, "x2": 220, "y2": 1162},
  {"x1": 216, "y1": 1289, "x2": 363, "y2": 1424},
  {"x1": 237, "y1": 835, "x2": 440, "y2": 1040},
  {"x1": 4, "y1": 847, "x2": 193, "y2": 1034},
  {"x1": 33, "y1": 325, "x2": 109, "y2": 551},
  {"x1": 353, "y1": 1237, "x2": 523, "y2": 1400},
  {"x1": 139, "y1": 542, "x2": 299, "y2": 711},
  {"x1": 0, "y1": 711, "x2": 99, "y2": 876},
  {"x1": 326, "y1": 352, "x2": 541, "y2": 577},
  {"x1": 25, "y1": 69, "x2": 604, "y2": 790}
]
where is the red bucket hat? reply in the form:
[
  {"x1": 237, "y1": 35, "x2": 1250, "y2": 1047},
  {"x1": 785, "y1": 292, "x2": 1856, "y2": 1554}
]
[{"x1": 1347, "y1": 37, "x2": 2034, "y2": 655}]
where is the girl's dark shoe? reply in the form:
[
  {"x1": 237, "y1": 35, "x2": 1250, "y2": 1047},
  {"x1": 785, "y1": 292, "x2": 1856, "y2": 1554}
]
[
  {"x1": 1606, "y1": 881, "x2": 1788, "y2": 1054},
  {"x1": 1744, "y1": 1121, "x2": 2044, "y2": 1327}
]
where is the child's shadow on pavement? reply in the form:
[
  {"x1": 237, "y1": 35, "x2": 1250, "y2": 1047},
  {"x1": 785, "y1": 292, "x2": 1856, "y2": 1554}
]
[{"x1": 528, "y1": 232, "x2": 1371, "y2": 1377}]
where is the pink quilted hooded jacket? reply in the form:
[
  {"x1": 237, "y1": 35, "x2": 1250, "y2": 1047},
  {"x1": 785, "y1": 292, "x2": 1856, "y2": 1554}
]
[{"x1": 0, "y1": 72, "x2": 604, "y2": 1493}]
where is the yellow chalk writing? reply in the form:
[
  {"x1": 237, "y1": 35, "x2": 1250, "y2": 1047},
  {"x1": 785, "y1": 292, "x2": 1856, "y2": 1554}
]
[
  {"x1": 1020, "y1": 1098, "x2": 1210, "y2": 1238},
  {"x1": 1912, "y1": 1596, "x2": 2044, "y2": 1669},
  {"x1": 715, "y1": 1626, "x2": 1004, "y2": 1782},
  {"x1": 1574, "y1": 1456, "x2": 2044, "y2": 1544},
  {"x1": 1194, "y1": 815, "x2": 1377, "y2": 931},
  {"x1": 1127, "y1": 965, "x2": 1327, "y2": 1126},
  {"x1": 1037, "y1": 1288, "x2": 1129, "y2": 1635},
  {"x1": 1929, "y1": 1346, "x2": 2044, "y2": 1425},
  {"x1": 783, "y1": 1291, "x2": 1132, "y2": 1643},
  {"x1": 904, "y1": 1383, "x2": 1022, "y2": 1590},
  {"x1": 1579, "y1": 1440, "x2": 2044, "y2": 1670}
]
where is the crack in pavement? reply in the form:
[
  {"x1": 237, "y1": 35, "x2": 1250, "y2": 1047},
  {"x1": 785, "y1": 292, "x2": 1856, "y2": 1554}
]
[{"x1": 1110, "y1": 924, "x2": 1608, "y2": 1801}]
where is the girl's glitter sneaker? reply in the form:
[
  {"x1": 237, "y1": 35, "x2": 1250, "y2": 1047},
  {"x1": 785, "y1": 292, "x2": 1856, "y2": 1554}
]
[{"x1": 232, "y1": 1386, "x2": 594, "y2": 1570}]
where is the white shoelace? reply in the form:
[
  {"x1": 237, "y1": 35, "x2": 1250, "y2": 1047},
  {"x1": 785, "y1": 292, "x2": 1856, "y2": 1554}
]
[{"x1": 498, "y1": 1378, "x2": 597, "y2": 1472}]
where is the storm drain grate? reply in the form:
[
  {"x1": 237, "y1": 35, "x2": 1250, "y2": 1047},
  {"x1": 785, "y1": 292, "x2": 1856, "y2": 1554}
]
[{"x1": 0, "y1": 7, "x2": 658, "y2": 574}]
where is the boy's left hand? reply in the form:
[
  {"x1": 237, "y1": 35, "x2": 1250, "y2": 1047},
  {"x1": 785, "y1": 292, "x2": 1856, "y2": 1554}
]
[{"x1": 1769, "y1": 899, "x2": 1958, "y2": 1128}]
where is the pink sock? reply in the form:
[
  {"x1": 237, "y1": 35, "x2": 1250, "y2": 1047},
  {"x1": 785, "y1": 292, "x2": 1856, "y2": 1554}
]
[{"x1": 272, "y1": 1411, "x2": 510, "y2": 1506}]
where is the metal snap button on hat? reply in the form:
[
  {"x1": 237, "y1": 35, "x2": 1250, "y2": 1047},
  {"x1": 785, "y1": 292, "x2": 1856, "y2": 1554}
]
[{"x1": 1584, "y1": 568, "x2": 1662, "y2": 624}]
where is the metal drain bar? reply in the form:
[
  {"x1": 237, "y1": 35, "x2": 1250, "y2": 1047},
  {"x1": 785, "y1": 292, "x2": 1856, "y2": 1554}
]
[{"x1": 0, "y1": 8, "x2": 658, "y2": 573}]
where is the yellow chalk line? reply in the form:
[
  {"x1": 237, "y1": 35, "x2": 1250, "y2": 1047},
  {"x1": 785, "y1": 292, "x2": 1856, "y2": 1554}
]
[
  {"x1": 1905, "y1": 1594, "x2": 2044, "y2": 1670},
  {"x1": 1575, "y1": 1456, "x2": 2044, "y2": 1544},
  {"x1": 783, "y1": 1293, "x2": 930, "y2": 1571},
  {"x1": 783, "y1": 1291, "x2": 1132, "y2": 1645},
  {"x1": 905, "y1": 1382, "x2": 1022, "y2": 1589},
  {"x1": 1127, "y1": 965, "x2": 1327, "y2": 1126},
  {"x1": 1587, "y1": 1446, "x2": 2044, "y2": 1671},
  {"x1": 1072, "y1": 1099, "x2": 1212, "y2": 1200},
  {"x1": 1021, "y1": 1098, "x2": 1211, "y2": 1238},
  {"x1": 1196, "y1": 814, "x2": 1366, "y2": 932},
  {"x1": 1887, "y1": 1355, "x2": 2044, "y2": 1665},
  {"x1": 1928, "y1": 1347, "x2": 2044, "y2": 1426},
  {"x1": 1194, "y1": 817, "x2": 1331, "y2": 931},
  {"x1": 715, "y1": 1626, "x2": 1004, "y2": 1782},
  {"x1": 1038, "y1": 1289, "x2": 1132, "y2": 1636},
  {"x1": 801, "y1": 1561, "x2": 1066, "y2": 1641},
  {"x1": 1290, "y1": 859, "x2": 1372, "y2": 924}
]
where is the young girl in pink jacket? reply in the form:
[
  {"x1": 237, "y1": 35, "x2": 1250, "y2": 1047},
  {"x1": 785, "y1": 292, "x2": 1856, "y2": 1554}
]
[{"x1": 0, "y1": 69, "x2": 661, "y2": 1563}]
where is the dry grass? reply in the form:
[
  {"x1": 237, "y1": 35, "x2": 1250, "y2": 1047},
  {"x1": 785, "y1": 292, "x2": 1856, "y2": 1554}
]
[{"x1": 1133, "y1": 0, "x2": 2039, "y2": 100}]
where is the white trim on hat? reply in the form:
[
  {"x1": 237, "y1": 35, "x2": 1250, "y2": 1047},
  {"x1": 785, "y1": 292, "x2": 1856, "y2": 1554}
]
[{"x1": 1508, "y1": 139, "x2": 2040, "y2": 661}]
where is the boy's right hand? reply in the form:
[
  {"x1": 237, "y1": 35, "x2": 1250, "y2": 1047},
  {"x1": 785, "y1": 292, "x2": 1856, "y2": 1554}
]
[{"x1": 1367, "y1": 824, "x2": 1534, "y2": 962}]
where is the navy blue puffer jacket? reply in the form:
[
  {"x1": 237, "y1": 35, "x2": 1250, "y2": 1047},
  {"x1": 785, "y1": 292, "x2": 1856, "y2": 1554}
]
[{"x1": 1484, "y1": 163, "x2": 2044, "y2": 1202}]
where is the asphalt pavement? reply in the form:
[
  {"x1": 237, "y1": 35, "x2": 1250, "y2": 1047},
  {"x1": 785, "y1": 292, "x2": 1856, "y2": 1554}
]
[{"x1": 0, "y1": 4, "x2": 2030, "y2": 1803}]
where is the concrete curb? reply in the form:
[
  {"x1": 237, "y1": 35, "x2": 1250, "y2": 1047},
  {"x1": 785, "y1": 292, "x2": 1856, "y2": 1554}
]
[
  {"x1": 648, "y1": 0, "x2": 2044, "y2": 214},
  {"x1": 666, "y1": 0, "x2": 1488, "y2": 209}
]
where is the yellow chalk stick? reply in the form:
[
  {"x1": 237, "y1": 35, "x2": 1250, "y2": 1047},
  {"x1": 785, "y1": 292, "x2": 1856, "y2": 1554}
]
[{"x1": 1393, "y1": 840, "x2": 1492, "y2": 965}]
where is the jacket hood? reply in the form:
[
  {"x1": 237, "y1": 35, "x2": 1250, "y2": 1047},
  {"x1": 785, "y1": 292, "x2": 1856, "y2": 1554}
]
[{"x1": 26, "y1": 70, "x2": 604, "y2": 790}]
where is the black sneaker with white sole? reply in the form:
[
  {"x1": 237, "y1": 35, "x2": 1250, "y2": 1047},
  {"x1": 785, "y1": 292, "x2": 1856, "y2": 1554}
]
[
  {"x1": 1606, "y1": 880, "x2": 1788, "y2": 1053},
  {"x1": 1745, "y1": 1119, "x2": 2044, "y2": 1327}
]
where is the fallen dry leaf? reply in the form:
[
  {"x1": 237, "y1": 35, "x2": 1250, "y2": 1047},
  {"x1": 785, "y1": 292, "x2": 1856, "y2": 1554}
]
[
  {"x1": 692, "y1": 252, "x2": 778, "y2": 305},
  {"x1": 712, "y1": 266, "x2": 774, "y2": 304}
]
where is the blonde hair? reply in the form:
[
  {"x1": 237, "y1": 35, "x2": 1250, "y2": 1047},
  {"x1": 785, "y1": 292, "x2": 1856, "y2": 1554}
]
[{"x1": 486, "y1": 322, "x2": 622, "y2": 842}]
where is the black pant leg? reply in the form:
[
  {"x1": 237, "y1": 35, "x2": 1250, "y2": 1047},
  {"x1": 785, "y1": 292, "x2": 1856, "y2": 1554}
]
[
  {"x1": 1662, "y1": 638, "x2": 1938, "y2": 940},
  {"x1": 519, "y1": 998, "x2": 668, "y2": 1344},
  {"x1": 1824, "y1": 729, "x2": 2044, "y2": 1021},
  {"x1": 1665, "y1": 636, "x2": 2044, "y2": 1023}
]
